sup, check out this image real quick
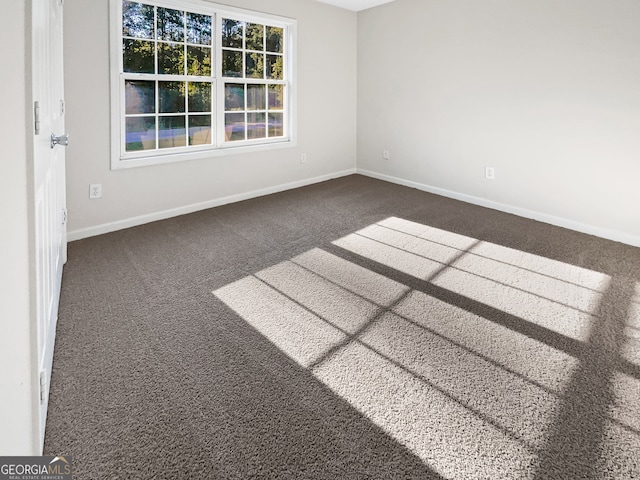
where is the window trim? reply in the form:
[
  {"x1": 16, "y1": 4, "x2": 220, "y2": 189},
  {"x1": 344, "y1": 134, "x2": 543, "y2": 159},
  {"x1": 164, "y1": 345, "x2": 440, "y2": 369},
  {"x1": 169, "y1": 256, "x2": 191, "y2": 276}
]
[{"x1": 109, "y1": 0, "x2": 297, "y2": 170}]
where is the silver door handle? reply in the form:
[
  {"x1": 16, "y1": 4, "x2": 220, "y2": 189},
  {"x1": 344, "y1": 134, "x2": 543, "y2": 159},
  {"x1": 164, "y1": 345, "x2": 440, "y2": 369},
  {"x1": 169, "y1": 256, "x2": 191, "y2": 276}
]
[{"x1": 51, "y1": 133, "x2": 69, "y2": 149}]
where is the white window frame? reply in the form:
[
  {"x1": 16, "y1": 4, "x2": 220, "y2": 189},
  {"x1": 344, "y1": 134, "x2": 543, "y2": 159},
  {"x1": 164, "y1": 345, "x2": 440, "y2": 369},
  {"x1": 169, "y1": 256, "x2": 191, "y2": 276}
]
[{"x1": 109, "y1": 0, "x2": 297, "y2": 169}]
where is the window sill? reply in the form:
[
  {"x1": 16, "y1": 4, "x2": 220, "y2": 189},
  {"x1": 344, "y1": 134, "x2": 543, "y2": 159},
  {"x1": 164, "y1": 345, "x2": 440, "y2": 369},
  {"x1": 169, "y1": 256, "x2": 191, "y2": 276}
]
[{"x1": 111, "y1": 138, "x2": 297, "y2": 170}]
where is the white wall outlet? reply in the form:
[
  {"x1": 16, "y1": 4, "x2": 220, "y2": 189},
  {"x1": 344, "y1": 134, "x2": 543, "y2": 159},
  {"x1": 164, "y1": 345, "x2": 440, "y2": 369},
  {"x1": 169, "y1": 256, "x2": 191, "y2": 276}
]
[
  {"x1": 485, "y1": 167, "x2": 495, "y2": 180},
  {"x1": 89, "y1": 183, "x2": 102, "y2": 199},
  {"x1": 301, "y1": 153, "x2": 307, "y2": 163},
  {"x1": 383, "y1": 149, "x2": 390, "y2": 160}
]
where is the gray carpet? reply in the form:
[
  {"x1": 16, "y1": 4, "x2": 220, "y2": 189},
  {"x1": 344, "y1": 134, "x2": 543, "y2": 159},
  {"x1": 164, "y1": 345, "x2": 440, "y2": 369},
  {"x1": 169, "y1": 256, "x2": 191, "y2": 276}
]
[{"x1": 45, "y1": 174, "x2": 640, "y2": 479}]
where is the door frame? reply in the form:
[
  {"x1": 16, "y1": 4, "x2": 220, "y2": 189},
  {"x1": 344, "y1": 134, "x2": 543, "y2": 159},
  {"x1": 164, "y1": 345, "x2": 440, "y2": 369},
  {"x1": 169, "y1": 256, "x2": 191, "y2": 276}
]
[{"x1": 0, "y1": 0, "x2": 42, "y2": 456}]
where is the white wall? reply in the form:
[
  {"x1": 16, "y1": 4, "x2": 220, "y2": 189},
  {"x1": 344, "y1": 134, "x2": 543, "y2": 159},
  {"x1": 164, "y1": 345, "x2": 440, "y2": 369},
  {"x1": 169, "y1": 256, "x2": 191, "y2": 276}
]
[
  {"x1": 0, "y1": 0, "x2": 39, "y2": 455},
  {"x1": 358, "y1": 0, "x2": 640, "y2": 244},
  {"x1": 64, "y1": 0, "x2": 357, "y2": 237}
]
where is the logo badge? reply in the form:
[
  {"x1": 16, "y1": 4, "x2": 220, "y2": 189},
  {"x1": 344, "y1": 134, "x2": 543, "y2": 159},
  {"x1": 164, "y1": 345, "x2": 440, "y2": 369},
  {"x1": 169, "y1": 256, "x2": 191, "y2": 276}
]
[{"x1": 0, "y1": 456, "x2": 72, "y2": 480}]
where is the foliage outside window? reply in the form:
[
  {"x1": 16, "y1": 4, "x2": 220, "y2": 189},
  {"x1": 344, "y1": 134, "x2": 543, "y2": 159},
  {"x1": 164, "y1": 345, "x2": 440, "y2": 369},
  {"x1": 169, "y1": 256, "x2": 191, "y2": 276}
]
[{"x1": 111, "y1": 0, "x2": 294, "y2": 168}]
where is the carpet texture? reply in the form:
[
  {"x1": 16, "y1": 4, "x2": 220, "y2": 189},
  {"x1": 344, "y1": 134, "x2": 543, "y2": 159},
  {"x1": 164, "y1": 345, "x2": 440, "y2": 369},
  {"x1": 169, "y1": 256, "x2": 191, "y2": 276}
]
[{"x1": 45, "y1": 174, "x2": 640, "y2": 479}]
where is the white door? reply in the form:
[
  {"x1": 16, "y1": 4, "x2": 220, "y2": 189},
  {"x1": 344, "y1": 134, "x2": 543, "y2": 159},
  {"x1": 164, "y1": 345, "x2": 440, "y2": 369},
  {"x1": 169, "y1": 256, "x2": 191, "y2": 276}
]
[{"x1": 32, "y1": 0, "x2": 67, "y2": 451}]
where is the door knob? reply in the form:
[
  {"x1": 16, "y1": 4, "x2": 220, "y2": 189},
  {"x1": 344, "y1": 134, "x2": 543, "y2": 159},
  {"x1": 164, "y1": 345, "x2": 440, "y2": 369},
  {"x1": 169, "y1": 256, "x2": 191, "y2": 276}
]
[{"x1": 51, "y1": 133, "x2": 69, "y2": 149}]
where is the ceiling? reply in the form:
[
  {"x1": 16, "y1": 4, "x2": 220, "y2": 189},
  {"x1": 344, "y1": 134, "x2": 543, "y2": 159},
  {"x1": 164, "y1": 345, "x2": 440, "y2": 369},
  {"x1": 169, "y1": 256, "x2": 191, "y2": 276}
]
[{"x1": 313, "y1": 0, "x2": 397, "y2": 12}]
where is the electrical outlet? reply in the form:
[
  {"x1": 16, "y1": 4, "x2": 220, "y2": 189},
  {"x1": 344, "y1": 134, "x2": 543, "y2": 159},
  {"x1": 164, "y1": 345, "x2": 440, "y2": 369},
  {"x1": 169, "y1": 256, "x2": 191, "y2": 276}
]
[
  {"x1": 89, "y1": 183, "x2": 102, "y2": 199},
  {"x1": 382, "y1": 149, "x2": 390, "y2": 160},
  {"x1": 485, "y1": 167, "x2": 495, "y2": 180},
  {"x1": 301, "y1": 153, "x2": 307, "y2": 163}
]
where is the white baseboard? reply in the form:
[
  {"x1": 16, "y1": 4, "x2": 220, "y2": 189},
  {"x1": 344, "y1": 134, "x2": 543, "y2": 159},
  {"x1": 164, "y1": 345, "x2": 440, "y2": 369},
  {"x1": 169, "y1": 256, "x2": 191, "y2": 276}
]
[
  {"x1": 68, "y1": 169, "x2": 357, "y2": 241},
  {"x1": 357, "y1": 169, "x2": 640, "y2": 248}
]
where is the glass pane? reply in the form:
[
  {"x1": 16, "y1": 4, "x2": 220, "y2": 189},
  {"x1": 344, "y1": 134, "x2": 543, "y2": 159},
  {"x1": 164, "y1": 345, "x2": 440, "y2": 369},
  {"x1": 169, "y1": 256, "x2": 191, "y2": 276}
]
[
  {"x1": 247, "y1": 112, "x2": 266, "y2": 140},
  {"x1": 188, "y1": 82, "x2": 212, "y2": 112},
  {"x1": 246, "y1": 84, "x2": 265, "y2": 110},
  {"x1": 123, "y1": 1, "x2": 154, "y2": 39},
  {"x1": 266, "y1": 55, "x2": 283, "y2": 80},
  {"x1": 222, "y1": 19, "x2": 243, "y2": 48},
  {"x1": 222, "y1": 50, "x2": 242, "y2": 77},
  {"x1": 159, "y1": 81, "x2": 185, "y2": 113},
  {"x1": 187, "y1": 46, "x2": 212, "y2": 76},
  {"x1": 125, "y1": 116, "x2": 156, "y2": 151},
  {"x1": 268, "y1": 112, "x2": 284, "y2": 137},
  {"x1": 225, "y1": 113, "x2": 245, "y2": 142},
  {"x1": 246, "y1": 53, "x2": 264, "y2": 79},
  {"x1": 125, "y1": 80, "x2": 155, "y2": 114},
  {"x1": 123, "y1": 39, "x2": 154, "y2": 73},
  {"x1": 188, "y1": 115, "x2": 212, "y2": 145},
  {"x1": 186, "y1": 13, "x2": 211, "y2": 45},
  {"x1": 266, "y1": 26, "x2": 283, "y2": 53},
  {"x1": 157, "y1": 7, "x2": 184, "y2": 42},
  {"x1": 246, "y1": 23, "x2": 264, "y2": 51},
  {"x1": 225, "y1": 84, "x2": 244, "y2": 111},
  {"x1": 158, "y1": 42, "x2": 184, "y2": 75},
  {"x1": 159, "y1": 116, "x2": 186, "y2": 148},
  {"x1": 268, "y1": 85, "x2": 284, "y2": 110}
]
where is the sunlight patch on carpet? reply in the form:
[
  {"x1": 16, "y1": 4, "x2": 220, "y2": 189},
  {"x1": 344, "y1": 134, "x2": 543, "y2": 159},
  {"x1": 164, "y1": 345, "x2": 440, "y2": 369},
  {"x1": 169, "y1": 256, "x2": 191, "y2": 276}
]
[
  {"x1": 334, "y1": 217, "x2": 610, "y2": 342},
  {"x1": 212, "y1": 217, "x2": 637, "y2": 478}
]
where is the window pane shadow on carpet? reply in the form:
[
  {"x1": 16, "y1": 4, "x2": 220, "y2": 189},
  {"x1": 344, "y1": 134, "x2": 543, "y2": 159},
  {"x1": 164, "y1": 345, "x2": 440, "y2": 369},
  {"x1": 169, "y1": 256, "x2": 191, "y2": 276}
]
[
  {"x1": 531, "y1": 275, "x2": 640, "y2": 479},
  {"x1": 214, "y1": 216, "x2": 640, "y2": 478},
  {"x1": 45, "y1": 282, "x2": 445, "y2": 479},
  {"x1": 45, "y1": 175, "x2": 640, "y2": 479}
]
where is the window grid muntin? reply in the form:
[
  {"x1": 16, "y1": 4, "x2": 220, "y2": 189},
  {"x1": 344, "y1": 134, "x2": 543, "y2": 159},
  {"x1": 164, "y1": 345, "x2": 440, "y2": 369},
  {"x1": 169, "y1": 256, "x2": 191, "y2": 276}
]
[
  {"x1": 222, "y1": 80, "x2": 285, "y2": 142},
  {"x1": 121, "y1": 0, "x2": 215, "y2": 155},
  {"x1": 115, "y1": 0, "x2": 293, "y2": 165},
  {"x1": 219, "y1": 16, "x2": 287, "y2": 144},
  {"x1": 122, "y1": 76, "x2": 215, "y2": 152}
]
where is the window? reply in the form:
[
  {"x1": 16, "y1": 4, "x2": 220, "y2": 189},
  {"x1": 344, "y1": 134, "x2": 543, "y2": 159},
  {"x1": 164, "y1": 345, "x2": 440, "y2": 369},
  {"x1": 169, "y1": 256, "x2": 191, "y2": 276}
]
[{"x1": 110, "y1": 0, "x2": 296, "y2": 169}]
